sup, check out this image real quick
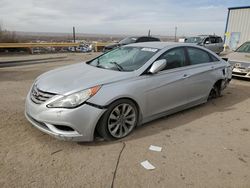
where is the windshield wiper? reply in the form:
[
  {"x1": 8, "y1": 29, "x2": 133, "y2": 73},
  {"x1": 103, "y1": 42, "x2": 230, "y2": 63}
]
[{"x1": 109, "y1": 62, "x2": 124, "y2": 71}]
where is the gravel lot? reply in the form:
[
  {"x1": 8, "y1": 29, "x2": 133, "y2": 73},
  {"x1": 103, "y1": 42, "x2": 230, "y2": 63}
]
[{"x1": 0, "y1": 53, "x2": 250, "y2": 188}]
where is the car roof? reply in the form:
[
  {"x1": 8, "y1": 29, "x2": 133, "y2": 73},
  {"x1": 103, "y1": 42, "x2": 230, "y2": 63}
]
[
  {"x1": 198, "y1": 35, "x2": 221, "y2": 37},
  {"x1": 126, "y1": 42, "x2": 200, "y2": 50},
  {"x1": 127, "y1": 36, "x2": 157, "y2": 39}
]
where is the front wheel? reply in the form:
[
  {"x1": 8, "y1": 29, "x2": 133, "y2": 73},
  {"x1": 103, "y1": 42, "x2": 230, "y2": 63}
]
[{"x1": 97, "y1": 99, "x2": 138, "y2": 140}]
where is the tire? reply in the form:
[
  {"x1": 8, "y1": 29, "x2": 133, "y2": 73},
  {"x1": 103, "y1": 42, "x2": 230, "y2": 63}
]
[
  {"x1": 96, "y1": 99, "x2": 139, "y2": 140},
  {"x1": 208, "y1": 83, "x2": 221, "y2": 100}
]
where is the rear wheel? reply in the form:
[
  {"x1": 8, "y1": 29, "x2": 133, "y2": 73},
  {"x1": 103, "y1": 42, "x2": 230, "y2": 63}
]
[
  {"x1": 208, "y1": 82, "x2": 222, "y2": 100},
  {"x1": 97, "y1": 99, "x2": 138, "y2": 140}
]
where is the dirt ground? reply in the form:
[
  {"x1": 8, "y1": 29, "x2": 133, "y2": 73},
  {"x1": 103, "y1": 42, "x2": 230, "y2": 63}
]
[{"x1": 0, "y1": 53, "x2": 250, "y2": 188}]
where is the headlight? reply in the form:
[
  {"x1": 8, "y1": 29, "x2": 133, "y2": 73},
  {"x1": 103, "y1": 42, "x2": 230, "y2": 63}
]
[{"x1": 47, "y1": 85, "x2": 101, "y2": 108}]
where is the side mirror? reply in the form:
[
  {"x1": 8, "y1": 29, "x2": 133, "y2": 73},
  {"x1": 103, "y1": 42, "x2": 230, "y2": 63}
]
[
  {"x1": 149, "y1": 59, "x2": 166, "y2": 74},
  {"x1": 205, "y1": 41, "x2": 210, "y2": 44}
]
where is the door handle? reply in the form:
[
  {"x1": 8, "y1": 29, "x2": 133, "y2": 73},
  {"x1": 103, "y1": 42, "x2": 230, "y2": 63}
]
[
  {"x1": 183, "y1": 74, "x2": 189, "y2": 78},
  {"x1": 211, "y1": 66, "x2": 215, "y2": 70}
]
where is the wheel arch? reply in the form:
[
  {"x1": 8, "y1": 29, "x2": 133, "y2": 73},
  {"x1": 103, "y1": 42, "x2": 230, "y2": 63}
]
[{"x1": 94, "y1": 97, "x2": 143, "y2": 139}]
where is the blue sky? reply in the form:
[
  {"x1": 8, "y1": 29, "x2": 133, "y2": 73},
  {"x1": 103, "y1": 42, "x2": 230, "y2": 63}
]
[{"x1": 0, "y1": 0, "x2": 249, "y2": 36}]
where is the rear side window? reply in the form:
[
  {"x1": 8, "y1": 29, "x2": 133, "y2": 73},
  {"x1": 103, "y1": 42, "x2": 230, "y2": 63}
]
[
  {"x1": 136, "y1": 37, "x2": 160, "y2": 43},
  {"x1": 216, "y1": 37, "x2": 223, "y2": 43},
  {"x1": 187, "y1": 47, "x2": 211, "y2": 65},
  {"x1": 210, "y1": 37, "x2": 216, "y2": 44},
  {"x1": 158, "y1": 47, "x2": 186, "y2": 70}
]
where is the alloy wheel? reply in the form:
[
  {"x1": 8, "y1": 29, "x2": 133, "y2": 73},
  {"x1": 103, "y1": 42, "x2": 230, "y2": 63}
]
[{"x1": 107, "y1": 103, "x2": 136, "y2": 138}]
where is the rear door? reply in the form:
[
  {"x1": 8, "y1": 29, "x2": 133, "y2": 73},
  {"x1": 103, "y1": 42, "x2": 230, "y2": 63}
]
[
  {"x1": 215, "y1": 37, "x2": 224, "y2": 54},
  {"x1": 204, "y1": 36, "x2": 217, "y2": 53},
  {"x1": 183, "y1": 47, "x2": 216, "y2": 103}
]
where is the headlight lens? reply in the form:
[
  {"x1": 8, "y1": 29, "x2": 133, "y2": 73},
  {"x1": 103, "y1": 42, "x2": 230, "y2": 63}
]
[{"x1": 47, "y1": 85, "x2": 101, "y2": 108}]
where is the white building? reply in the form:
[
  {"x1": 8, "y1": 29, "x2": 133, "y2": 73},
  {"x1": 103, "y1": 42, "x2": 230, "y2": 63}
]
[{"x1": 224, "y1": 6, "x2": 250, "y2": 50}]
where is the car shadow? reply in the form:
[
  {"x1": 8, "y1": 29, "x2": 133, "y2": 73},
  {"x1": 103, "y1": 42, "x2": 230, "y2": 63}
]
[
  {"x1": 79, "y1": 81, "x2": 250, "y2": 146},
  {"x1": 232, "y1": 76, "x2": 250, "y2": 82}
]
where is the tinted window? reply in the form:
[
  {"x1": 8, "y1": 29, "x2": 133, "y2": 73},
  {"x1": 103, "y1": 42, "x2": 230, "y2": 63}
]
[
  {"x1": 215, "y1": 37, "x2": 223, "y2": 43},
  {"x1": 187, "y1": 48, "x2": 211, "y2": 65},
  {"x1": 136, "y1": 37, "x2": 160, "y2": 43},
  {"x1": 148, "y1": 37, "x2": 160, "y2": 42},
  {"x1": 210, "y1": 37, "x2": 216, "y2": 44},
  {"x1": 136, "y1": 37, "x2": 148, "y2": 43},
  {"x1": 158, "y1": 48, "x2": 186, "y2": 70}
]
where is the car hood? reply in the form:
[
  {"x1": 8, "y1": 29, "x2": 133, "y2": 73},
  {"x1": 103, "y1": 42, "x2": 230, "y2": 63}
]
[
  {"x1": 36, "y1": 62, "x2": 135, "y2": 95},
  {"x1": 226, "y1": 52, "x2": 250, "y2": 64}
]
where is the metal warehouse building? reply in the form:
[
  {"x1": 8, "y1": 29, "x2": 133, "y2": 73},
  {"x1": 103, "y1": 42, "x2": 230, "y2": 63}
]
[{"x1": 224, "y1": 6, "x2": 250, "y2": 50}]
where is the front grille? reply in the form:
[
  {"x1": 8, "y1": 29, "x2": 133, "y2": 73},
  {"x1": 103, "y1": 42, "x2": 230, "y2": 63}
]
[{"x1": 30, "y1": 85, "x2": 57, "y2": 104}]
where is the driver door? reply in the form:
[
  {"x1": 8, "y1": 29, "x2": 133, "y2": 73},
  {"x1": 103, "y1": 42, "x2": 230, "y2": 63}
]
[{"x1": 144, "y1": 47, "x2": 190, "y2": 118}]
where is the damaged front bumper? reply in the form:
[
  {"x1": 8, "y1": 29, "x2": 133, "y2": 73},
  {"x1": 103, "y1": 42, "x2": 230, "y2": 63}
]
[{"x1": 25, "y1": 93, "x2": 106, "y2": 142}]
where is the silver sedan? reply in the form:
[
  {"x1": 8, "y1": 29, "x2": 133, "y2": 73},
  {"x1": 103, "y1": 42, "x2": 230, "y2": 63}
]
[{"x1": 25, "y1": 42, "x2": 232, "y2": 142}]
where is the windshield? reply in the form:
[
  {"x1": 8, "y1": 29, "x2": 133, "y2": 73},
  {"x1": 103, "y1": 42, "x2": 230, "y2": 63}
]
[
  {"x1": 185, "y1": 37, "x2": 203, "y2": 43},
  {"x1": 89, "y1": 46, "x2": 158, "y2": 71},
  {"x1": 119, "y1": 37, "x2": 137, "y2": 45},
  {"x1": 236, "y1": 42, "x2": 250, "y2": 53}
]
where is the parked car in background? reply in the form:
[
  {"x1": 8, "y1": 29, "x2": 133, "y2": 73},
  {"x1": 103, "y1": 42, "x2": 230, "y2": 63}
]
[
  {"x1": 185, "y1": 35, "x2": 224, "y2": 54},
  {"x1": 103, "y1": 36, "x2": 160, "y2": 52},
  {"x1": 25, "y1": 42, "x2": 231, "y2": 142},
  {"x1": 68, "y1": 44, "x2": 92, "y2": 53},
  {"x1": 224, "y1": 41, "x2": 250, "y2": 79}
]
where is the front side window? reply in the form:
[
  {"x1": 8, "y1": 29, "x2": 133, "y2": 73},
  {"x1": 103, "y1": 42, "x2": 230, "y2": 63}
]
[
  {"x1": 158, "y1": 48, "x2": 186, "y2": 70},
  {"x1": 89, "y1": 46, "x2": 158, "y2": 71},
  {"x1": 187, "y1": 47, "x2": 211, "y2": 65},
  {"x1": 204, "y1": 37, "x2": 210, "y2": 44}
]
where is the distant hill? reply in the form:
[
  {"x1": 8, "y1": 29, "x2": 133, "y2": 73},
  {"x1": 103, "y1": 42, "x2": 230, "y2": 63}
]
[{"x1": 14, "y1": 31, "x2": 176, "y2": 42}]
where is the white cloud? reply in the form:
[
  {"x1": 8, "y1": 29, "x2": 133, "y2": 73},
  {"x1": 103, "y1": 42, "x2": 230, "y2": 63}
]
[{"x1": 0, "y1": 0, "x2": 246, "y2": 36}]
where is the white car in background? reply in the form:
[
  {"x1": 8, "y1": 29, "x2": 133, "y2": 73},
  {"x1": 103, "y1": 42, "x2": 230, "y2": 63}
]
[{"x1": 225, "y1": 41, "x2": 250, "y2": 79}]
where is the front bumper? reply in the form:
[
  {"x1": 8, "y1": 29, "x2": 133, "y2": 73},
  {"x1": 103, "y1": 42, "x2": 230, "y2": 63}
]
[
  {"x1": 232, "y1": 67, "x2": 250, "y2": 79},
  {"x1": 25, "y1": 93, "x2": 106, "y2": 142}
]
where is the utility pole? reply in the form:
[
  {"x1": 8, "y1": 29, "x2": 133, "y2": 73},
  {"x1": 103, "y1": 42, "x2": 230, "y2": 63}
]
[
  {"x1": 148, "y1": 29, "x2": 151, "y2": 37},
  {"x1": 73, "y1": 26, "x2": 76, "y2": 51},
  {"x1": 73, "y1": 26, "x2": 76, "y2": 43},
  {"x1": 174, "y1": 26, "x2": 177, "y2": 42}
]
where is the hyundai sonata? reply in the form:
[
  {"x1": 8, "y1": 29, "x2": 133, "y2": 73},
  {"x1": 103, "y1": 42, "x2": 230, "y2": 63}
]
[{"x1": 25, "y1": 42, "x2": 232, "y2": 141}]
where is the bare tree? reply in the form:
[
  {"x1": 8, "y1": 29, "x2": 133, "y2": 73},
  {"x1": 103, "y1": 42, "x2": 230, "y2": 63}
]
[
  {"x1": 0, "y1": 25, "x2": 19, "y2": 43},
  {"x1": 0, "y1": 24, "x2": 2, "y2": 41}
]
